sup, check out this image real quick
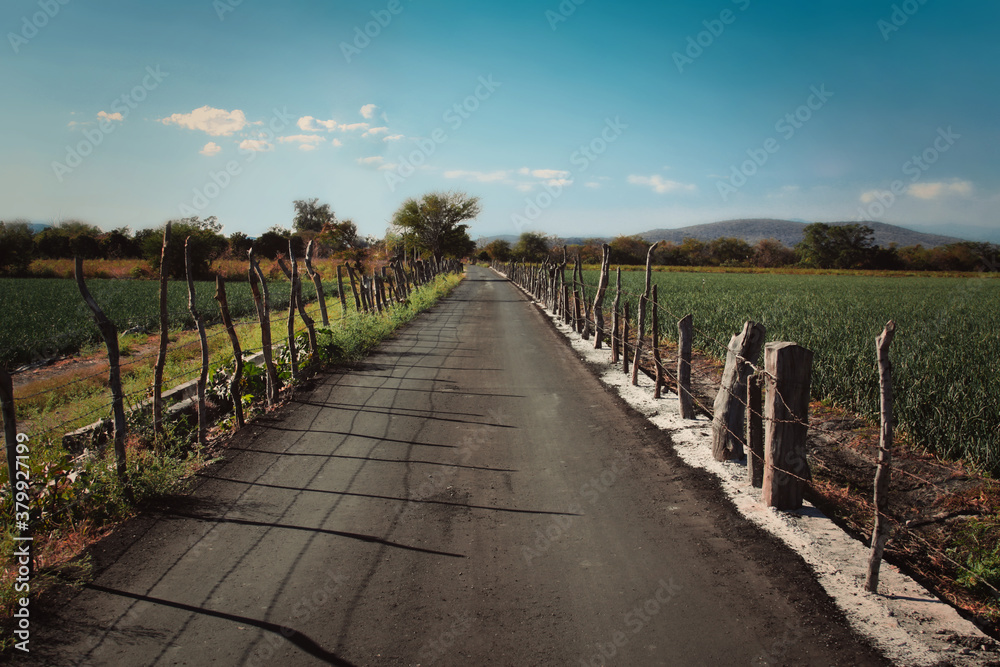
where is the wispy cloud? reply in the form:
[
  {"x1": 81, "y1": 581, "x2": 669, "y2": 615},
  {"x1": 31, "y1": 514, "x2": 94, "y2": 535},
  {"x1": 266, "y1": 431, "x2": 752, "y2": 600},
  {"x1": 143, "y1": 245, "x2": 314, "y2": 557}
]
[
  {"x1": 239, "y1": 139, "x2": 273, "y2": 152},
  {"x1": 199, "y1": 141, "x2": 222, "y2": 156},
  {"x1": 97, "y1": 110, "x2": 123, "y2": 122},
  {"x1": 159, "y1": 106, "x2": 248, "y2": 136},
  {"x1": 357, "y1": 156, "x2": 384, "y2": 166},
  {"x1": 279, "y1": 134, "x2": 326, "y2": 150},
  {"x1": 628, "y1": 174, "x2": 696, "y2": 194},
  {"x1": 297, "y1": 116, "x2": 339, "y2": 132},
  {"x1": 363, "y1": 126, "x2": 389, "y2": 138},
  {"x1": 341, "y1": 122, "x2": 370, "y2": 132},
  {"x1": 908, "y1": 180, "x2": 973, "y2": 200},
  {"x1": 383, "y1": 134, "x2": 405, "y2": 142},
  {"x1": 360, "y1": 104, "x2": 378, "y2": 119}
]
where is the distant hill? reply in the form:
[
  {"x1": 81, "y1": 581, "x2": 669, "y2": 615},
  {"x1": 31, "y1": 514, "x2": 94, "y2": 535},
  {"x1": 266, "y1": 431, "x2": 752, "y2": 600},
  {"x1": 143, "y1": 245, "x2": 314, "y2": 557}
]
[
  {"x1": 477, "y1": 220, "x2": 969, "y2": 250},
  {"x1": 637, "y1": 219, "x2": 966, "y2": 248}
]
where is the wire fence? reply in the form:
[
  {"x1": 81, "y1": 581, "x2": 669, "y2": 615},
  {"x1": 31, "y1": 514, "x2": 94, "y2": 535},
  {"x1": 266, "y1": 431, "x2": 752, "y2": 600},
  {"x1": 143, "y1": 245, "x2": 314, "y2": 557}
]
[{"x1": 495, "y1": 258, "x2": 1000, "y2": 604}]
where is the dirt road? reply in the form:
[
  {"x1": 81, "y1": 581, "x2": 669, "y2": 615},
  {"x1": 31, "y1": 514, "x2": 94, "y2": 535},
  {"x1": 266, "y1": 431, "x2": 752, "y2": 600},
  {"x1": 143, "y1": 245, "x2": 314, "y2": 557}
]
[{"x1": 26, "y1": 265, "x2": 887, "y2": 666}]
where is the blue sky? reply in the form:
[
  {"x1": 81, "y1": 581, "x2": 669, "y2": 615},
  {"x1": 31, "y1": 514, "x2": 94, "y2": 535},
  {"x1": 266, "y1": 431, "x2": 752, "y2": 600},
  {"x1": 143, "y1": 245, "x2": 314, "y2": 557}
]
[{"x1": 2, "y1": 0, "x2": 998, "y2": 242}]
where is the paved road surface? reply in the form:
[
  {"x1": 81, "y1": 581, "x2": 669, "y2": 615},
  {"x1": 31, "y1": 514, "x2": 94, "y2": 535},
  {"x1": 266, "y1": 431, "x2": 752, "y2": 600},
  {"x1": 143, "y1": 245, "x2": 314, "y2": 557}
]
[{"x1": 27, "y1": 265, "x2": 887, "y2": 666}]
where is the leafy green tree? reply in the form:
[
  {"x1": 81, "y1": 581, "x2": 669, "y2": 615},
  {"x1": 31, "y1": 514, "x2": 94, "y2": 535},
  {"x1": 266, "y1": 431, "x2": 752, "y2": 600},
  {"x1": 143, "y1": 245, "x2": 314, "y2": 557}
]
[
  {"x1": 99, "y1": 227, "x2": 141, "y2": 259},
  {"x1": 228, "y1": 231, "x2": 253, "y2": 258},
  {"x1": 292, "y1": 198, "x2": 335, "y2": 233},
  {"x1": 0, "y1": 220, "x2": 34, "y2": 275},
  {"x1": 796, "y1": 223, "x2": 875, "y2": 269},
  {"x1": 752, "y1": 238, "x2": 797, "y2": 268},
  {"x1": 143, "y1": 216, "x2": 227, "y2": 279},
  {"x1": 708, "y1": 237, "x2": 753, "y2": 266},
  {"x1": 254, "y1": 225, "x2": 292, "y2": 260},
  {"x1": 512, "y1": 232, "x2": 550, "y2": 262},
  {"x1": 482, "y1": 239, "x2": 511, "y2": 262},
  {"x1": 33, "y1": 220, "x2": 103, "y2": 259},
  {"x1": 391, "y1": 191, "x2": 480, "y2": 262},
  {"x1": 608, "y1": 235, "x2": 650, "y2": 265}
]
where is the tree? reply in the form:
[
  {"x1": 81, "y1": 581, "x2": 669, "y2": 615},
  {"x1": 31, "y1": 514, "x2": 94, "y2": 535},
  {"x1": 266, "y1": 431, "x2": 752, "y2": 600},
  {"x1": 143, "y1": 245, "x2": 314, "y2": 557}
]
[
  {"x1": 99, "y1": 227, "x2": 141, "y2": 259},
  {"x1": 752, "y1": 238, "x2": 797, "y2": 268},
  {"x1": 512, "y1": 232, "x2": 550, "y2": 262},
  {"x1": 608, "y1": 235, "x2": 650, "y2": 265},
  {"x1": 391, "y1": 191, "x2": 480, "y2": 262},
  {"x1": 228, "y1": 231, "x2": 253, "y2": 258},
  {"x1": 254, "y1": 225, "x2": 291, "y2": 260},
  {"x1": 0, "y1": 220, "x2": 34, "y2": 275},
  {"x1": 796, "y1": 223, "x2": 875, "y2": 269},
  {"x1": 708, "y1": 237, "x2": 753, "y2": 266},
  {"x1": 292, "y1": 198, "x2": 335, "y2": 233},
  {"x1": 482, "y1": 239, "x2": 511, "y2": 262},
  {"x1": 143, "y1": 216, "x2": 227, "y2": 279},
  {"x1": 33, "y1": 220, "x2": 103, "y2": 259}
]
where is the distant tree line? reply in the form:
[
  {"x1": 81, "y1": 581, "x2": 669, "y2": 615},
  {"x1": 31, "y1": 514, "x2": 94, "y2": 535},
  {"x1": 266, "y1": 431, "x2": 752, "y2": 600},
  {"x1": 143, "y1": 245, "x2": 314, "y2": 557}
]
[
  {"x1": 479, "y1": 224, "x2": 999, "y2": 273},
  {"x1": 0, "y1": 191, "x2": 481, "y2": 278}
]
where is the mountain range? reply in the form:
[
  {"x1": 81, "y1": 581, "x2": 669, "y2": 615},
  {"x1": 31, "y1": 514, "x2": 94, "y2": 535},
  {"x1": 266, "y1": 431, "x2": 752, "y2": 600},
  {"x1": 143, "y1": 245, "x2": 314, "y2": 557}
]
[{"x1": 479, "y1": 219, "x2": 970, "y2": 249}]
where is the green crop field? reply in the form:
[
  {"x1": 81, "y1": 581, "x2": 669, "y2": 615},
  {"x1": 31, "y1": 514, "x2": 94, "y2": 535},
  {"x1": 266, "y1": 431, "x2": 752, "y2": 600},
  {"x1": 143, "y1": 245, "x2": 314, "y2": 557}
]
[
  {"x1": 581, "y1": 269, "x2": 1000, "y2": 474},
  {"x1": 0, "y1": 278, "x2": 336, "y2": 368}
]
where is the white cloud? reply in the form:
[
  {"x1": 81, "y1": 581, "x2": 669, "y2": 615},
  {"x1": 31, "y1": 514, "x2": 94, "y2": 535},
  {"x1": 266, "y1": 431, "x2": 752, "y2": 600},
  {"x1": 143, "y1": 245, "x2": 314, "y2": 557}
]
[
  {"x1": 331, "y1": 138, "x2": 343, "y2": 147},
  {"x1": 97, "y1": 111, "x2": 123, "y2": 122},
  {"x1": 518, "y1": 167, "x2": 570, "y2": 180},
  {"x1": 239, "y1": 139, "x2": 273, "y2": 152},
  {"x1": 159, "y1": 106, "x2": 248, "y2": 136},
  {"x1": 357, "y1": 156, "x2": 384, "y2": 166},
  {"x1": 378, "y1": 162, "x2": 397, "y2": 171},
  {"x1": 278, "y1": 134, "x2": 326, "y2": 146},
  {"x1": 627, "y1": 174, "x2": 696, "y2": 194},
  {"x1": 363, "y1": 126, "x2": 389, "y2": 138},
  {"x1": 383, "y1": 134, "x2": 405, "y2": 142},
  {"x1": 444, "y1": 169, "x2": 509, "y2": 183},
  {"x1": 299, "y1": 144, "x2": 317, "y2": 152},
  {"x1": 360, "y1": 104, "x2": 378, "y2": 119},
  {"x1": 908, "y1": 180, "x2": 973, "y2": 199},
  {"x1": 341, "y1": 122, "x2": 370, "y2": 132},
  {"x1": 199, "y1": 142, "x2": 222, "y2": 156},
  {"x1": 297, "y1": 116, "x2": 339, "y2": 132}
]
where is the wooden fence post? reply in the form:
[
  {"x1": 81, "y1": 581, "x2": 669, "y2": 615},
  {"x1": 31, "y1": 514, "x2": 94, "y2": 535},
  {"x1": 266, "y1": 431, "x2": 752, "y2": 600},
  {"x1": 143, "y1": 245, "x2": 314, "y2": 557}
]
[
  {"x1": 214, "y1": 277, "x2": 244, "y2": 429},
  {"x1": 746, "y1": 373, "x2": 764, "y2": 487},
  {"x1": 622, "y1": 300, "x2": 630, "y2": 376},
  {"x1": 593, "y1": 244, "x2": 611, "y2": 349},
  {"x1": 0, "y1": 367, "x2": 31, "y2": 580},
  {"x1": 336, "y1": 265, "x2": 348, "y2": 319},
  {"x1": 677, "y1": 314, "x2": 694, "y2": 419},
  {"x1": 345, "y1": 263, "x2": 363, "y2": 312},
  {"x1": 248, "y1": 250, "x2": 281, "y2": 406},
  {"x1": 153, "y1": 221, "x2": 171, "y2": 437},
  {"x1": 762, "y1": 342, "x2": 813, "y2": 510},
  {"x1": 866, "y1": 321, "x2": 897, "y2": 593},
  {"x1": 652, "y1": 285, "x2": 662, "y2": 399},
  {"x1": 631, "y1": 242, "x2": 660, "y2": 386},
  {"x1": 285, "y1": 259, "x2": 298, "y2": 384},
  {"x1": 304, "y1": 240, "x2": 330, "y2": 328},
  {"x1": 276, "y1": 252, "x2": 317, "y2": 356},
  {"x1": 185, "y1": 239, "x2": 209, "y2": 446},
  {"x1": 611, "y1": 268, "x2": 621, "y2": 364},
  {"x1": 711, "y1": 321, "x2": 765, "y2": 461},
  {"x1": 74, "y1": 257, "x2": 127, "y2": 485}
]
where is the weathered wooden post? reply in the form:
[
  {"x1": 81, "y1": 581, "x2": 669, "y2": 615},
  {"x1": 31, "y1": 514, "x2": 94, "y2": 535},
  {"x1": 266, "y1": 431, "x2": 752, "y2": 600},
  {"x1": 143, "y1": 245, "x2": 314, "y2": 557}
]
[
  {"x1": 336, "y1": 265, "x2": 348, "y2": 319},
  {"x1": 276, "y1": 251, "x2": 317, "y2": 356},
  {"x1": 0, "y1": 366, "x2": 31, "y2": 581},
  {"x1": 711, "y1": 321, "x2": 765, "y2": 461},
  {"x1": 677, "y1": 314, "x2": 694, "y2": 419},
  {"x1": 345, "y1": 263, "x2": 363, "y2": 312},
  {"x1": 214, "y1": 276, "x2": 244, "y2": 429},
  {"x1": 611, "y1": 268, "x2": 621, "y2": 364},
  {"x1": 762, "y1": 342, "x2": 813, "y2": 510},
  {"x1": 593, "y1": 244, "x2": 610, "y2": 349},
  {"x1": 248, "y1": 249, "x2": 281, "y2": 406},
  {"x1": 185, "y1": 239, "x2": 209, "y2": 446},
  {"x1": 746, "y1": 373, "x2": 764, "y2": 487},
  {"x1": 285, "y1": 260, "x2": 299, "y2": 383},
  {"x1": 153, "y1": 221, "x2": 171, "y2": 437},
  {"x1": 866, "y1": 321, "x2": 897, "y2": 593},
  {"x1": 1, "y1": 367, "x2": 19, "y2": 498},
  {"x1": 622, "y1": 300, "x2": 630, "y2": 375},
  {"x1": 631, "y1": 242, "x2": 660, "y2": 386},
  {"x1": 304, "y1": 241, "x2": 330, "y2": 327},
  {"x1": 75, "y1": 257, "x2": 127, "y2": 485},
  {"x1": 652, "y1": 285, "x2": 662, "y2": 399}
]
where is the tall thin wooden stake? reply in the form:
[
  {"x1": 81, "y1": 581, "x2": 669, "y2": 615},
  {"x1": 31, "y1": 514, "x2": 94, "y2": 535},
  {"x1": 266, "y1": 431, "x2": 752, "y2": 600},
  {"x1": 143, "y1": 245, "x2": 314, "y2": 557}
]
[
  {"x1": 304, "y1": 240, "x2": 330, "y2": 327},
  {"x1": 153, "y1": 221, "x2": 171, "y2": 436},
  {"x1": 866, "y1": 320, "x2": 897, "y2": 593},
  {"x1": 0, "y1": 367, "x2": 31, "y2": 580},
  {"x1": 185, "y1": 239, "x2": 209, "y2": 446},
  {"x1": 611, "y1": 268, "x2": 621, "y2": 364},
  {"x1": 747, "y1": 373, "x2": 764, "y2": 487},
  {"x1": 631, "y1": 242, "x2": 660, "y2": 386},
  {"x1": 214, "y1": 277, "x2": 244, "y2": 429},
  {"x1": 593, "y1": 244, "x2": 610, "y2": 349},
  {"x1": 74, "y1": 257, "x2": 127, "y2": 486},
  {"x1": 652, "y1": 285, "x2": 662, "y2": 399},
  {"x1": 678, "y1": 314, "x2": 694, "y2": 419},
  {"x1": 336, "y1": 265, "x2": 348, "y2": 319},
  {"x1": 248, "y1": 250, "x2": 281, "y2": 405}
]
